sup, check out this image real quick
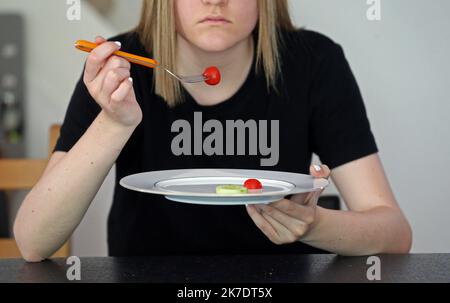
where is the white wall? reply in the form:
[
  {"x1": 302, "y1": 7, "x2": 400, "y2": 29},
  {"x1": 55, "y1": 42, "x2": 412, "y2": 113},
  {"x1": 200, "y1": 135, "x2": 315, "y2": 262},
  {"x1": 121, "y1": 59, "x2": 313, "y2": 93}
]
[
  {"x1": 103, "y1": 0, "x2": 142, "y2": 32},
  {"x1": 291, "y1": 0, "x2": 450, "y2": 252}
]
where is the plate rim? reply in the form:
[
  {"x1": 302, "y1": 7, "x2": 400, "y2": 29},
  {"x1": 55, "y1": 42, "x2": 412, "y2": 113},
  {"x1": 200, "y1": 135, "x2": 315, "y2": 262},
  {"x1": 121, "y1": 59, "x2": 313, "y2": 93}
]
[
  {"x1": 119, "y1": 168, "x2": 329, "y2": 198},
  {"x1": 164, "y1": 194, "x2": 286, "y2": 205}
]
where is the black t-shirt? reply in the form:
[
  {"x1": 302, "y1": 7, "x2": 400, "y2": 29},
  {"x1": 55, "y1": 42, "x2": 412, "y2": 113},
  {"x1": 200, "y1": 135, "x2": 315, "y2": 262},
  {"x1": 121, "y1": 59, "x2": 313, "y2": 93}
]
[{"x1": 55, "y1": 29, "x2": 378, "y2": 256}]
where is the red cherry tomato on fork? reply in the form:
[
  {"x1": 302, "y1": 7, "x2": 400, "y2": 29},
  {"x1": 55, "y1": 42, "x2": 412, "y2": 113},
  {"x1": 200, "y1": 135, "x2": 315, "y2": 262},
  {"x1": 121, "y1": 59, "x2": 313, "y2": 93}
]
[{"x1": 203, "y1": 66, "x2": 221, "y2": 86}]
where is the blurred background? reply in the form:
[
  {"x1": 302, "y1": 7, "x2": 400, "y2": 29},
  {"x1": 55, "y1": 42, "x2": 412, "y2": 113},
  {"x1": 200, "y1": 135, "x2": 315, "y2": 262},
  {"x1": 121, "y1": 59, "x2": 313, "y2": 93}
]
[{"x1": 0, "y1": 0, "x2": 449, "y2": 256}]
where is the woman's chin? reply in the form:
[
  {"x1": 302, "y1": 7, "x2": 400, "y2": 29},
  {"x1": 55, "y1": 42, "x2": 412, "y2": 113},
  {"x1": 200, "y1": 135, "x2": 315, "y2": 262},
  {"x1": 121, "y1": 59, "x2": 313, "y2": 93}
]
[{"x1": 191, "y1": 35, "x2": 239, "y2": 53}]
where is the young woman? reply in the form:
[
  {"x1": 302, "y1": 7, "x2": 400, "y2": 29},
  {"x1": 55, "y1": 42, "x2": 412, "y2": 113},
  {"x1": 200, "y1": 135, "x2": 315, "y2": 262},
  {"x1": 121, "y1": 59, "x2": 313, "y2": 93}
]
[{"x1": 14, "y1": 0, "x2": 412, "y2": 262}]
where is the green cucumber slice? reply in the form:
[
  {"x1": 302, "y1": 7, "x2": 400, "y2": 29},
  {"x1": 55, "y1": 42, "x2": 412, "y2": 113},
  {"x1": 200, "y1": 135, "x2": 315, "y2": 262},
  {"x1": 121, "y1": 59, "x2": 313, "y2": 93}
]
[{"x1": 216, "y1": 185, "x2": 248, "y2": 195}]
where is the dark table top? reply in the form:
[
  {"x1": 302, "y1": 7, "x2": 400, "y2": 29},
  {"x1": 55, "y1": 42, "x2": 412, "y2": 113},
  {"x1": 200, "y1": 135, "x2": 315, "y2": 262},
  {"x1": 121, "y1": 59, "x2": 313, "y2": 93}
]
[{"x1": 0, "y1": 254, "x2": 449, "y2": 283}]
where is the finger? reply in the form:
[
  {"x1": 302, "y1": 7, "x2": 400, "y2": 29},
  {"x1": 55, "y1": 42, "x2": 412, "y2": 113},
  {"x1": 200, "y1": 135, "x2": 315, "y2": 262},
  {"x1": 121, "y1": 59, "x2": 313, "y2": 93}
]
[
  {"x1": 99, "y1": 55, "x2": 131, "y2": 77},
  {"x1": 310, "y1": 164, "x2": 331, "y2": 179},
  {"x1": 246, "y1": 205, "x2": 282, "y2": 244},
  {"x1": 101, "y1": 68, "x2": 131, "y2": 98},
  {"x1": 303, "y1": 191, "x2": 321, "y2": 207},
  {"x1": 93, "y1": 55, "x2": 131, "y2": 90},
  {"x1": 270, "y1": 199, "x2": 315, "y2": 224},
  {"x1": 288, "y1": 193, "x2": 308, "y2": 205},
  {"x1": 84, "y1": 40, "x2": 122, "y2": 83},
  {"x1": 258, "y1": 206, "x2": 297, "y2": 243},
  {"x1": 258, "y1": 204, "x2": 309, "y2": 239},
  {"x1": 109, "y1": 77, "x2": 134, "y2": 111},
  {"x1": 289, "y1": 191, "x2": 320, "y2": 207},
  {"x1": 287, "y1": 192, "x2": 317, "y2": 206},
  {"x1": 95, "y1": 36, "x2": 107, "y2": 44}
]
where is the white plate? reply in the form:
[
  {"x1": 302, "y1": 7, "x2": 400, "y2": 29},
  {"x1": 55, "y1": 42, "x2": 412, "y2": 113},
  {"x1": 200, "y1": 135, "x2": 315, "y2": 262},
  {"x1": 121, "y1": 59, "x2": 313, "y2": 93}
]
[{"x1": 119, "y1": 169, "x2": 329, "y2": 205}]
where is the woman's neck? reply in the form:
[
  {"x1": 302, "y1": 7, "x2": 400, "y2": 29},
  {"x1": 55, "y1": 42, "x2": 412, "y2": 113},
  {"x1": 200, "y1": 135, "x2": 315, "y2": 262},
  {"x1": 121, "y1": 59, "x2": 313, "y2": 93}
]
[{"x1": 176, "y1": 34, "x2": 254, "y2": 106}]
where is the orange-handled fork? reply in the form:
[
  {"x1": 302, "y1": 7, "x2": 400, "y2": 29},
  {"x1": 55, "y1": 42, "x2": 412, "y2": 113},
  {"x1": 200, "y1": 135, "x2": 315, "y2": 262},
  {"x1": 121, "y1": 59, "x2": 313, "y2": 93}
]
[{"x1": 74, "y1": 40, "x2": 209, "y2": 84}]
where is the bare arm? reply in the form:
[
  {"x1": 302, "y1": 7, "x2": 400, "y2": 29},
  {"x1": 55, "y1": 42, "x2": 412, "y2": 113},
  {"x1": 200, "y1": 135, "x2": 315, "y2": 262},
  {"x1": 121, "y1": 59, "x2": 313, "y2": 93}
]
[
  {"x1": 14, "y1": 113, "x2": 136, "y2": 261},
  {"x1": 302, "y1": 154, "x2": 412, "y2": 255},
  {"x1": 247, "y1": 154, "x2": 412, "y2": 255},
  {"x1": 14, "y1": 36, "x2": 143, "y2": 262}
]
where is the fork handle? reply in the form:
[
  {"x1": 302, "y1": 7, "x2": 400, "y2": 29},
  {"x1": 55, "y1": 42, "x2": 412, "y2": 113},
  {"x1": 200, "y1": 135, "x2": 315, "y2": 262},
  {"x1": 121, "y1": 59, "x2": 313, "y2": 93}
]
[{"x1": 74, "y1": 40, "x2": 160, "y2": 69}]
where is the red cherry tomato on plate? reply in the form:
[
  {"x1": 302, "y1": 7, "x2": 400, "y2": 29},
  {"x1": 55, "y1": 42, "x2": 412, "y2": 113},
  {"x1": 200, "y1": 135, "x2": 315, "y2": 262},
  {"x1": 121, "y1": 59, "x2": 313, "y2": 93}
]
[
  {"x1": 243, "y1": 179, "x2": 263, "y2": 190},
  {"x1": 203, "y1": 66, "x2": 221, "y2": 86}
]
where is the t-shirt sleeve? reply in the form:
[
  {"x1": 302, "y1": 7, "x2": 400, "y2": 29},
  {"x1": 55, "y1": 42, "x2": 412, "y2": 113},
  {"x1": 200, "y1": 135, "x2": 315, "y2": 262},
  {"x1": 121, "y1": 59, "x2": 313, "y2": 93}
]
[
  {"x1": 309, "y1": 42, "x2": 378, "y2": 169},
  {"x1": 53, "y1": 72, "x2": 101, "y2": 153}
]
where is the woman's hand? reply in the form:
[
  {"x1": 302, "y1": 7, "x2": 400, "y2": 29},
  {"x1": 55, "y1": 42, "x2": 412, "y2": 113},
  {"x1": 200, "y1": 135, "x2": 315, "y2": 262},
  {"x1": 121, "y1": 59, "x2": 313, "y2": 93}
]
[
  {"x1": 246, "y1": 164, "x2": 331, "y2": 245},
  {"x1": 84, "y1": 36, "x2": 142, "y2": 127}
]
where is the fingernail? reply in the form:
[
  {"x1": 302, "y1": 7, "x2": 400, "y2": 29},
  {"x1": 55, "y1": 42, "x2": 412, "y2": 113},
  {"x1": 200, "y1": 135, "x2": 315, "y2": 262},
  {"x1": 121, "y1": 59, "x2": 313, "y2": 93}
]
[
  {"x1": 314, "y1": 165, "x2": 321, "y2": 172},
  {"x1": 128, "y1": 77, "x2": 133, "y2": 83},
  {"x1": 114, "y1": 41, "x2": 121, "y2": 48}
]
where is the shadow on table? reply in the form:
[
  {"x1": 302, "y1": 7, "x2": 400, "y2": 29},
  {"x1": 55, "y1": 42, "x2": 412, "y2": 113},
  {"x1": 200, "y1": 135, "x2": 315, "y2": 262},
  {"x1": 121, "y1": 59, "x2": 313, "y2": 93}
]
[{"x1": 15, "y1": 260, "x2": 69, "y2": 283}]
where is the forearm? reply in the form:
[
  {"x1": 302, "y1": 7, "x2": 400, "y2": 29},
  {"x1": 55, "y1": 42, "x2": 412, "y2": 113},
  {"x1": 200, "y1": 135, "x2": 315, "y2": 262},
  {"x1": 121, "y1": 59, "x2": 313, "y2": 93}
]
[
  {"x1": 301, "y1": 206, "x2": 412, "y2": 256},
  {"x1": 14, "y1": 110, "x2": 137, "y2": 261}
]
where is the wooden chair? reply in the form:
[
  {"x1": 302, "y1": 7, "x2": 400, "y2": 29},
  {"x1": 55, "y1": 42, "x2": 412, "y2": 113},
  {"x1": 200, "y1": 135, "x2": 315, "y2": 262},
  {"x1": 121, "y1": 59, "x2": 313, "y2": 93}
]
[{"x1": 0, "y1": 124, "x2": 70, "y2": 259}]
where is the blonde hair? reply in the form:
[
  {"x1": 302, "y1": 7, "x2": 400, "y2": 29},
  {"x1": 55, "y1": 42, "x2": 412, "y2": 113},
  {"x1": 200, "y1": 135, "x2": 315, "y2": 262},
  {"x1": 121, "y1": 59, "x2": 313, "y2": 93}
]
[{"x1": 136, "y1": 0, "x2": 296, "y2": 107}]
